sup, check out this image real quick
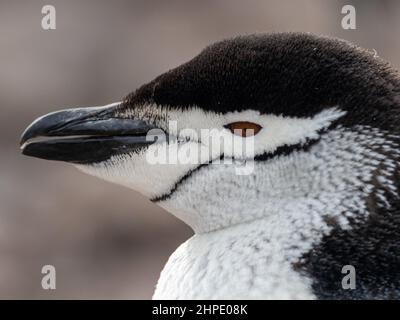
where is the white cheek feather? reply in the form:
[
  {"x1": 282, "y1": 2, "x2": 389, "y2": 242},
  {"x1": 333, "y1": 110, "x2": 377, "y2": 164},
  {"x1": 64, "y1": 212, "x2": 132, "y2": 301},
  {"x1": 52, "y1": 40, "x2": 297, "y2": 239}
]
[{"x1": 75, "y1": 143, "x2": 210, "y2": 199}]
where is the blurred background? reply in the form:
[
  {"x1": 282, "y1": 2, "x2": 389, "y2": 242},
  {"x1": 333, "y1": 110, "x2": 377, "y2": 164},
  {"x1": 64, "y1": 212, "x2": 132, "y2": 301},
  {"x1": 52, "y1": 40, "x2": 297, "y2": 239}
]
[{"x1": 0, "y1": 0, "x2": 399, "y2": 299}]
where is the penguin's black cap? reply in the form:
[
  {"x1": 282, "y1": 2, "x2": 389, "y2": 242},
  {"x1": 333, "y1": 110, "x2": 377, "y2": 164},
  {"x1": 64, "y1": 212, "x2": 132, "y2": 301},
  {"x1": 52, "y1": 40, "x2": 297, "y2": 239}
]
[{"x1": 126, "y1": 33, "x2": 400, "y2": 130}]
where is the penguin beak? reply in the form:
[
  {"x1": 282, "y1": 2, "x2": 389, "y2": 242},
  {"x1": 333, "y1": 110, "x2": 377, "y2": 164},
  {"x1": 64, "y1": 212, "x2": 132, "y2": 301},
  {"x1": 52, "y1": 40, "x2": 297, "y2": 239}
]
[{"x1": 20, "y1": 103, "x2": 158, "y2": 164}]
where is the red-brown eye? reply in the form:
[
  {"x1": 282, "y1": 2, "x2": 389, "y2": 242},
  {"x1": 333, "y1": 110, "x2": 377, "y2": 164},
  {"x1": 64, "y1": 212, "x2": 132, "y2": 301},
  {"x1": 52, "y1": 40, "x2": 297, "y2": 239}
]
[{"x1": 225, "y1": 121, "x2": 262, "y2": 137}]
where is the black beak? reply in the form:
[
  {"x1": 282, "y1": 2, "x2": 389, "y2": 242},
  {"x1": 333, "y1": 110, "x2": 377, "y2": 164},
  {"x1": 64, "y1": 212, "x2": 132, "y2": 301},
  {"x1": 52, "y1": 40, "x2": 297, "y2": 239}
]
[{"x1": 20, "y1": 103, "x2": 159, "y2": 164}]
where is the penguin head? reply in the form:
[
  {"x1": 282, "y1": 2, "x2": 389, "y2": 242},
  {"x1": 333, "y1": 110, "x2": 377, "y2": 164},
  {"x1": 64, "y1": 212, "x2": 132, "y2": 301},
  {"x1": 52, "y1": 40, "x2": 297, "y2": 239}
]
[{"x1": 20, "y1": 33, "x2": 400, "y2": 233}]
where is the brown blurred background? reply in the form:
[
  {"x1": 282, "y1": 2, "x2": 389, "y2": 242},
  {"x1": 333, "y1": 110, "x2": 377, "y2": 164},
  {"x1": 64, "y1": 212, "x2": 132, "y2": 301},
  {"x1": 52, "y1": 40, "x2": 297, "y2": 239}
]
[{"x1": 0, "y1": 0, "x2": 399, "y2": 299}]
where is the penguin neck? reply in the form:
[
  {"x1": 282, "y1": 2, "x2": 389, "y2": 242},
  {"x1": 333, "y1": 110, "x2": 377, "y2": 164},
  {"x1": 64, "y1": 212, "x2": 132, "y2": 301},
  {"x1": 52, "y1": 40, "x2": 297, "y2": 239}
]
[
  {"x1": 154, "y1": 212, "x2": 317, "y2": 299},
  {"x1": 160, "y1": 125, "x2": 400, "y2": 238}
]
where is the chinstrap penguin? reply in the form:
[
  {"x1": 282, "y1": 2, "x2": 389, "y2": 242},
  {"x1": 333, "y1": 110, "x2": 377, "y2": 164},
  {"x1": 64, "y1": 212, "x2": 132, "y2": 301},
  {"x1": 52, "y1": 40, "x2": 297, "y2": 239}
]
[{"x1": 20, "y1": 33, "x2": 400, "y2": 299}]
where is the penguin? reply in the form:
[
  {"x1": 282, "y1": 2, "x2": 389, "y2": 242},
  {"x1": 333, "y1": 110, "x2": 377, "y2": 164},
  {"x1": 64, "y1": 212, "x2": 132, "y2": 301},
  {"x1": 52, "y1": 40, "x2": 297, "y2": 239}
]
[{"x1": 20, "y1": 33, "x2": 400, "y2": 299}]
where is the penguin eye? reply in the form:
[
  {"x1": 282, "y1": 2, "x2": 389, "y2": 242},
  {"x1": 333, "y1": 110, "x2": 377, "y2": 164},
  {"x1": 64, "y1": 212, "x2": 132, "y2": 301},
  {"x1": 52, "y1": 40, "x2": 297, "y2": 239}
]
[{"x1": 225, "y1": 121, "x2": 262, "y2": 137}]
